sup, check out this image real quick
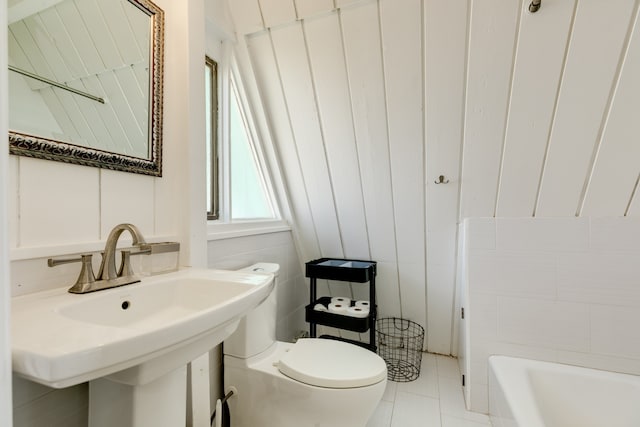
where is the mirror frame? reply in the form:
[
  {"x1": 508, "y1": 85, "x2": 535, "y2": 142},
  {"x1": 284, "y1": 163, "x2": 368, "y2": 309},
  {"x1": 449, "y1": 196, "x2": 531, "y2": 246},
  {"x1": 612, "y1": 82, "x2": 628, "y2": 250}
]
[{"x1": 8, "y1": 0, "x2": 165, "y2": 177}]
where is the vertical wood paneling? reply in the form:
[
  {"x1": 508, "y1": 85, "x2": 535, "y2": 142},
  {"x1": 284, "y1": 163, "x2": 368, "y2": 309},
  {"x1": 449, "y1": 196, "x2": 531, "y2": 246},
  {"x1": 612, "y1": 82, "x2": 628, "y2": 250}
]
[
  {"x1": 70, "y1": 91, "x2": 117, "y2": 152},
  {"x1": 9, "y1": 20, "x2": 57, "y2": 81},
  {"x1": 25, "y1": 15, "x2": 72, "y2": 81},
  {"x1": 7, "y1": 31, "x2": 38, "y2": 89},
  {"x1": 582, "y1": 11, "x2": 640, "y2": 217},
  {"x1": 341, "y1": 2, "x2": 401, "y2": 319},
  {"x1": 459, "y1": 0, "x2": 520, "y2": 219},
  {"x1": 100, "y1": 170, "x2": 155, "y2": 237},
  {"x1": 496, "y1": 0, "x2": 576, "y2": 217},
  {"x1": 113, "y1": 67, "x2": 147, "y2": 152},
  {"x1": 123, "y1": 0, "x2": 149, "y2": 55},
  {"x1": 258, "y1": 0, "x2": 296, "y2": 28},
  {"x1": 627, "y1": 184, "x2": 640, "y2": 216},
  {"x1": 425, "y1": 0, "x2": 468, "y2": 354},
  {"x1": 304, "y1": 14, "x2": 369, "y2": 260},
  {"x1": 305, "y1": 13, "x2": 371, "y2": 309},
  {"x1": 228, "y1": 0, "x2": 264, "y2": 35},
  {"x1": 336, "y1": 0, "x2": 361, "y2": 8},
  {"x1": 0, "y1": 0, "x2": 10, "y2": 417},
  {"x1": 82, "y1": 75, "x2": 132, "y2": 149},
  {"x1": 39, "y1": 7, "x2": 87, "y2": 80},
  {"x1": 39, "y1": 88, "x2": 82, "y2": 141},
  {"x1": 295, "y1": 0, "x2": 333, "y2": 20},
  {"x1": 99, "y1": 0, "x2": 143, "y2": 66},
  {"x1": 379, "y1": 0, "x2": 426, "y2": 333},
  {"x1": 270, "y1": 22, "x2": 343, "y2": 258},
  {"x1": 536, "y1": 0, "x2": 637, "y2": 217},
  {"x1": 53, "y1": 90, "x2": 97, "y2": 145},
  {"x1": 74, "y1": 0, "x2": 122, "y2": 70},
  {"x1": 8, "y1": 157, "x2": 18, "y2": 249},
  {"x1": 19, "y1": 159, "x2": 100, "y2": 247},
  {"x1": 237, "y1": 0, "x2": 640, "y2": 354},
  {"x1": 60, "y1": 1, "x2": 104, "y2": 76},
  {"x1": 6, "y1": 0, "x2": 197, "y2": 288},
  {"x1": 247, "y1": 32, "x2": 322, "y2": 264},
  {"x1": 98, "y1": 71, "x2": 144, "y2": 149}
]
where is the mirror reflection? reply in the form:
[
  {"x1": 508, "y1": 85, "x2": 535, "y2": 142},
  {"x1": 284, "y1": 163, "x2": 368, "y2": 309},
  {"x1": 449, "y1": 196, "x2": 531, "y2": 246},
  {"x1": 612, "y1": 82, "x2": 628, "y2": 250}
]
[{"x1": 8, "y1": 0, "x2": 164, "y2": 176}]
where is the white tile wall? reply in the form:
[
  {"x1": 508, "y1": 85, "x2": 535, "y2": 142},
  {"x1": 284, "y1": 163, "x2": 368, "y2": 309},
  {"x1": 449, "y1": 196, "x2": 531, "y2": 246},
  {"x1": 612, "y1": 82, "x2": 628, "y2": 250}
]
[
  {"x1": 461, "y1": 217, "x2": 640, "y2": 413},
  {"x1": 207, "y1": 230, "x2": 307, "y2": 342},
  {"x1": 590, "y1": 305, "x2": 640, "y2": 359},
  {"x1": 557, "y1": 252, "x2": 640, "y2": 306},
  {"x1": 590, "y1": 217, "x2": 640, "y2": 252},
  {"x1": 468, "y1": 252, "x2": 557, "y2": 299},
  {"x1": 496, "y1": 297, "x2": 589, "y2": 352},
  {"x1": 495, "y1": 217, "x2": 590, "y2": 252}
]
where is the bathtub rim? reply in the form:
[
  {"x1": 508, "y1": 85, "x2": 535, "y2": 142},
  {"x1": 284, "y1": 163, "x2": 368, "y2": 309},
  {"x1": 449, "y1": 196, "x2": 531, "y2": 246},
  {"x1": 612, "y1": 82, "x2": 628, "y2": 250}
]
[
  {"x1": 488, "y1": 355, "x2": 640, "y2": 427},
  {"x1": 489, "y1": 355, "x2": 547, "y2": 427}
]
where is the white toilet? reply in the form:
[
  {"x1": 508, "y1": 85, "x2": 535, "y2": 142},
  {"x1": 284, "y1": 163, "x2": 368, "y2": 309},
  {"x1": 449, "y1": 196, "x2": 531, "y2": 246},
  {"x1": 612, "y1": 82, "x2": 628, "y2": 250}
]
[{"x1": 223, "y1": 263, "x2": 387, "y2": 427}]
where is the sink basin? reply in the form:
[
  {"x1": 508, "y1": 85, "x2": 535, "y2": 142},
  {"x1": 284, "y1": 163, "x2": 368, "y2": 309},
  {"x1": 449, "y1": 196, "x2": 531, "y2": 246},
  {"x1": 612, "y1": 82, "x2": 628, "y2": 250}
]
[{"x1": 11, "y1": 268, "x2": 274, "y2": 388}]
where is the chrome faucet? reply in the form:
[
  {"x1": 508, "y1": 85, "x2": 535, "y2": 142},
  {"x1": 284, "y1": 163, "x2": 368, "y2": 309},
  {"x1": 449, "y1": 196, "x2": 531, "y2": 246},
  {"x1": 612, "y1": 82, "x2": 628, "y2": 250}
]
[{"x1": 97, "y1": 223, "x2": 147, "y2": 281}]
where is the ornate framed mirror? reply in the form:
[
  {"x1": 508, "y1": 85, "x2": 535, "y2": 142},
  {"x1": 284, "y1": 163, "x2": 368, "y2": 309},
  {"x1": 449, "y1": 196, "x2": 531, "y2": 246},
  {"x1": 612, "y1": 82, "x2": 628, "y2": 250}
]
[{"x1": 7, "y1": 0, "x2": 164, "y2": 176}]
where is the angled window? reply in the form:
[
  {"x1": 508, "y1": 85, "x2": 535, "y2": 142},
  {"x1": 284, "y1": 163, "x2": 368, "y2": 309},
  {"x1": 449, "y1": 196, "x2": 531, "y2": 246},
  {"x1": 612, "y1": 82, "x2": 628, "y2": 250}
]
[
  {"x1": 228, "y1": 73, "x2": 275, "y2": 220},
  {"x1": 205, "y1": 54, "x2": 277, "y2": 222}
]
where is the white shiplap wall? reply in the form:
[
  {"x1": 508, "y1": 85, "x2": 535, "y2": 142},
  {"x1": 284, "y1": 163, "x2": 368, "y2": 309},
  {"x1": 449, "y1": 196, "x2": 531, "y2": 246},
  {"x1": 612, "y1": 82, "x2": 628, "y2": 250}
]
[
  {"x1": 228, "y1": 0, "x2": 640, "y2": 355},
  {"x1": 1, "y1": 0, "x2": 14, "y2": 424}
]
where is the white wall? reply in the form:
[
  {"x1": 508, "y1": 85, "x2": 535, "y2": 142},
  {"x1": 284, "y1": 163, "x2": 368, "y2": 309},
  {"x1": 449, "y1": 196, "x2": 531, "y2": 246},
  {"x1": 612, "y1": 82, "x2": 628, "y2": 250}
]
[
  {"x1": 461, "y1": 217, "x2": 640, "y2": 413},
  {"x1": 207, "y1": 231, "x2": 307, "y2": 343},
  {"x1": 226, "y1": 0, "x2": 640, "y2": 355},
  {"x1": 1, "y1": 0, "x2": 14, "y2": 425}
]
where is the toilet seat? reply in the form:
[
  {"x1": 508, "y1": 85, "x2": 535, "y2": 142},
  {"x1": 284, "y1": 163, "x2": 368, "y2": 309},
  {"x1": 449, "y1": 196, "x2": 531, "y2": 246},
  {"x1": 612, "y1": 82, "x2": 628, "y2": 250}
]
[{"x1": 278, "y1": 338, "x2": 387, "y2": 389}]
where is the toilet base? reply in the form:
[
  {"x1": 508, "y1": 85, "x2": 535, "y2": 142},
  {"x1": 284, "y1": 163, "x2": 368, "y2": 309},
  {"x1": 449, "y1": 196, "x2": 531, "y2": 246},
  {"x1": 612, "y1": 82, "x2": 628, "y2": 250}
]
[{"x1": 224, "y1": 342, "x2": 386, "y2": 427}]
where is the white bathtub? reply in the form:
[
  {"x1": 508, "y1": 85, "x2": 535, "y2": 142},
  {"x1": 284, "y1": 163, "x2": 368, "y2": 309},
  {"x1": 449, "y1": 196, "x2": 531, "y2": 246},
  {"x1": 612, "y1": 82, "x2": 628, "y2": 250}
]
[{"x1": 488, "y1": 356, "x2": 640, "y2": 427}]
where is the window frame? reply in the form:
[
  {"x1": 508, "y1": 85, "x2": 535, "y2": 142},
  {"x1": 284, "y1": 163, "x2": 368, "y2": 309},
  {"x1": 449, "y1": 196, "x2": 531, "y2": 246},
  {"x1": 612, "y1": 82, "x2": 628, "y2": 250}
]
[
  {"x1": 206, "y1": 49, "x2": 287, "y2": 239},
  {"x1": 205, "y1": 55, "x2": 219, "y2": 221}
]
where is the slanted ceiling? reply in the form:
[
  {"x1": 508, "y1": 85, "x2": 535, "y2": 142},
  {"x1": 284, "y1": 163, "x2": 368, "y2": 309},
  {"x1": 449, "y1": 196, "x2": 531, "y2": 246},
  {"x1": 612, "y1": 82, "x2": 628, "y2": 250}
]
[
  {"x1": 8, "y1": 0, "x2": 149, "y2": 157},
  {"x1": 230, "y1": 0, "x2": 639, "y2": 354}
]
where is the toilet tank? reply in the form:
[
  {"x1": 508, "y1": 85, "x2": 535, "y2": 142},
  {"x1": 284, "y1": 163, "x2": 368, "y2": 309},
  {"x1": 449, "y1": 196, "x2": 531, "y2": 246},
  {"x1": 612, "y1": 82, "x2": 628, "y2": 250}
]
[{"x1": 224, "y1": 263, "x2": 280, "y2": 358}]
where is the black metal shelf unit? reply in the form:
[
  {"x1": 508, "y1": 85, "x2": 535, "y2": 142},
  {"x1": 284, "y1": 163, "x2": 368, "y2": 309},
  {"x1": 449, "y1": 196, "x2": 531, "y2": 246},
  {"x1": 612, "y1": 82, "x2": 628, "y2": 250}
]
[{"x1": 304, "y1": 258, "x2": 377, "y2": 351}]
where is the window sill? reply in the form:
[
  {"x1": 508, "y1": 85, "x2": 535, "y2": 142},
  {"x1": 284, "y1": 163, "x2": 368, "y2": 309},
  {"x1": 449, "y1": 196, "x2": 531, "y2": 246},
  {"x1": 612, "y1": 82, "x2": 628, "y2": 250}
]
[{"x1": 206, "y1": 219, "x2": 291, "y2": 241}]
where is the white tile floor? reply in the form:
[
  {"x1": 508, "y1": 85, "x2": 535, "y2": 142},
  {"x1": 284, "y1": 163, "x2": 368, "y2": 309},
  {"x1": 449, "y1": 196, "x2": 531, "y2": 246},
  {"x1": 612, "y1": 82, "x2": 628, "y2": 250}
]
[{"x1": 366, "y1": 353, "x2": 492, "y2": 427}]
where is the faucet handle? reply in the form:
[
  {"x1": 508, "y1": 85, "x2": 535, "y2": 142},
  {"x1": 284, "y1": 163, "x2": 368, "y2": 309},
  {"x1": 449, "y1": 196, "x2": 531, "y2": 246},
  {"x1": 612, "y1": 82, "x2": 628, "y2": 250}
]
[
  {"x1": 118, "y1": 250, "x2": 133, "y2": 277},
  {"x1": 48, "y1": 254, "x2": 97, "y2": 294},
  {"x1": 117, "y1": 247, "x2": 152, "y2": 277}
]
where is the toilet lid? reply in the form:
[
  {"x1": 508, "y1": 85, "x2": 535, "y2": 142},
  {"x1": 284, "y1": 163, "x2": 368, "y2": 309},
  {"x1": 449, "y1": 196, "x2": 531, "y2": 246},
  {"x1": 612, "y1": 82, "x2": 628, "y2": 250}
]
[{"x1": 278, "y1": 338, "x2": 387, "y2": 388}]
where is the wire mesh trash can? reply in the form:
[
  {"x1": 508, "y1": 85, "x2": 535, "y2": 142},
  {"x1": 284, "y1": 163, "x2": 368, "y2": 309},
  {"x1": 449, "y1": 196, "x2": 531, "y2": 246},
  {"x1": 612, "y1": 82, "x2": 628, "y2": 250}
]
[{"x1": 376, "y1": 317, "x2": 425, "y2": 382}]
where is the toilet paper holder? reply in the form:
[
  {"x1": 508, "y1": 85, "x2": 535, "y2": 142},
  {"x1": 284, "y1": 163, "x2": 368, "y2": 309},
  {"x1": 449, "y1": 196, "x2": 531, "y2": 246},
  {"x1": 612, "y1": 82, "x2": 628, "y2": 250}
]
[{"x1": 211, "y1": 388, "x2": 235, "y2": 427}]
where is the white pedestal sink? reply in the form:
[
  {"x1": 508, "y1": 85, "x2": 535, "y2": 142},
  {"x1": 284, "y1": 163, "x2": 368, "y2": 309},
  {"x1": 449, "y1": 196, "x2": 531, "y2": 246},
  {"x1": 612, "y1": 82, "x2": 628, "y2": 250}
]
[{"x1": 11, "y1": 268, "x2": 275, "y2": 427}]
